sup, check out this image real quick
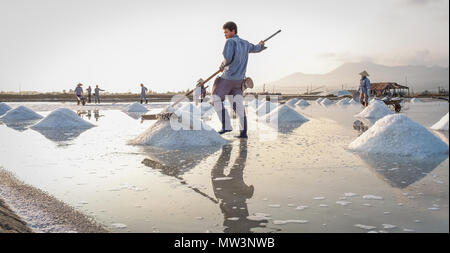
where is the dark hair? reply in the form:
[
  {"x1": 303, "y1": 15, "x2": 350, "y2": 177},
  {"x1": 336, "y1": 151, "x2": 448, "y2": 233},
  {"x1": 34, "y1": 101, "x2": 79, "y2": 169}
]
[{"x1": 223, "y1": 21, "x2": 237, "y2": 34}]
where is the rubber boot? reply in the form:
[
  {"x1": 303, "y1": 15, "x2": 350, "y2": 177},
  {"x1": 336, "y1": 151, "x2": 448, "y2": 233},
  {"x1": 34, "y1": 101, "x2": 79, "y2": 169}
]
[{"x1": 218, "y1": 105, "x2": 232, "y2": 135}]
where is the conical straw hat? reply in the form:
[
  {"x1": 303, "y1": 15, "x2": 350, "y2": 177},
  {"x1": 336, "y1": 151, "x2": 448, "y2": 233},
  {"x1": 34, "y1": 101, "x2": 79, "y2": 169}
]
[{"x1": 359, "y1": 70, "x2": 370, "y2": 77}]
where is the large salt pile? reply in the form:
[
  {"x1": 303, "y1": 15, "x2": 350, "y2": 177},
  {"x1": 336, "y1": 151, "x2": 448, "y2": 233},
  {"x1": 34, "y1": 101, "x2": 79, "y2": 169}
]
[
  {"x1": 320, "y1": 98, "x2": 333, "y2": 106},
  {"x1": 286, "y1": 98, "x2": 299, "y2": 106},
  {"x1": 431, "y1": 113, "x2": 449, "y2": 131},
  {"x1": 256, "y1": 101, "x2": 278, "y2": 116},
  {"x1": 124, "y1": 102, "x2": 148, "y2": 113},
  {"x1": 354, "y1": 100, "x2": 393, "y2": 119},
  {"x1": 267, "y1": 105, "x2": 309, "y2": 125},
  {"x1": 315, "y1": 98, "x2": 324, "y2": 104},
  {"x1": 129, "y1": 114, "x2": 227, "y2": 148},
  {"x1": 410, "y1": 98, "x2": 421, "y2": 103},
  {"x1": 0, "y1": 102, "x2": 12, "y2": 116},
  {"x1": 32, "y1": 108, "x2": 94, "y2": 130},
  {"x1": 337, "y1": 97, "x2": 350, "y2": 105},
  {"x1": 349, "y1": 114, "x2": 448, "y2": 157},
  {"x1": 0, "y1": 105, "x2": 43, "y2": 122},
  {"x1": 295, "y1": 99, "x2": 310, "y2": 107}
]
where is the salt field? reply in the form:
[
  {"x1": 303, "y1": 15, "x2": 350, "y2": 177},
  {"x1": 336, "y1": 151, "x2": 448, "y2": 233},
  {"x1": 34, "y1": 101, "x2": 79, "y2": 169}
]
[{"x1": 0, "y1": 100, "x2": 448, "y2": 233}]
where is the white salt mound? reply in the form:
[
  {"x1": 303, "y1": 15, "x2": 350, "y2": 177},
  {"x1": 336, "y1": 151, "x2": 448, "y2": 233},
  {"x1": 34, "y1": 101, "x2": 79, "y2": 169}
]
[
  {"x1": 129, "y1": 114, "x2": 227, "y2": 148},
  {"x1": 0, "y1": 105, "x2": 43, "y2": 122},
  {"x1": 32, "y1": 108, "x2": 94, "y2": 129},
  {"x1": 124, "y1": 102, "x2": 148, "y2": 112},
  {"x1": 349, "y1": 114, "x2": 448, "y2": 157},
  {"x1": 354, "y1": 100, "x2": 393, "y2": 119},
  {"x1": 431, "y1": 113, "x2": 449, "y2": 131},
  {"x1": 337, "y1": 98, "x2": 351, "y2": 105},
  {"x1": 295, "y1": 99, "x2": 310, "y2": 107},
  {"x1": 320, "y1": 98, "x2": 333, "y2": 106},
  {"x1": 316, "y1": 98, "x2": 324, "y2": 104},
  {"x1": 256, "y1": 101, "x2": 278, "y2": 116},
  {"x1": 286, "y1": 98, "x2": 299, "y2": 106},
  {"x1": 199, "y1": 102, "x2": 214, "y2": 117},
  {"x1": 247, "y1": 99, "x2": 260, "y2": 109},
  {"x1": 410, "y1": 98, "x2": 421, "y2": 103},
  {"x1": 348, "y1": 98, "x2": 358, "y2": 104},
  {"x1": 0, "y1": 102, "x2": 12, "y2": 116},
  {"x1": 180, "y1": 103, "x2": 201, "y2": 114},
  {"x1": 266, "y1": 105, "x2": 309, "y2": 124}
]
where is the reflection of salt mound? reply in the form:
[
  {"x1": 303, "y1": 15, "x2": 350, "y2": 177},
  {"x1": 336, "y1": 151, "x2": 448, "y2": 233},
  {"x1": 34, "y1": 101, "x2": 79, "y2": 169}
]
[
  {"x1": 142, "y1": 146, "x2": 220, "y2": 176},
  {"x1": 32, "y1": 108, "x2": 94, "y2": 129},
  {"x1": 431, "y1": 113, "x2": 449, "y2": 131},
  {"x1": 315, "y1": 98, "x2": 324, "y2": 104},
  {"x1": 0, "y1": 106, "x2": 43, "y2": 122},
  {"x1": 320, "y1": 98, "x2": 333, "y2": 106},
  {"x1": 295, "y1": 99, "x2": 310, "y2": 107},
  {"x1": 129, "y1": 114, "x2": 227, "y2": 148},
  {"x1": 0, "y1": 102, "x2": 11, "y2": 116},
  {"x1": 410, "y1": 98, "x2": 421, "y2": 103},
  {"x1": 267, "y1": 105, "x2": 309, "y2": 124},
  {"x1": 256, "y1": 101, "x2": 278, "y2": 115},
  {"x1": 124, "y1": 102, "x2": 148, "y2": 112},
  {"x1": 354, "y1": 100, "x2": 393, "y2": 119},
  {"x1": 349, "y1": 114, "x2": 448, "y2": 157},
  {"x1": 358, "y1": 153, "x2": 448, "y2": 188},
  {"x1": 337, "y1": 98, "x2": 350, "y2": 105},
  {"x1": 286, "y1": 98, "x2": 299, "y2": 106}
]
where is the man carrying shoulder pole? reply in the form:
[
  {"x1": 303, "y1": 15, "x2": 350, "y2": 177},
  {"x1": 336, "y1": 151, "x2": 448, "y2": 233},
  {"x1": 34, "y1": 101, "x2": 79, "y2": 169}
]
[{"x1": 212, "y1": 21, "x2": 267, "y2": 139}]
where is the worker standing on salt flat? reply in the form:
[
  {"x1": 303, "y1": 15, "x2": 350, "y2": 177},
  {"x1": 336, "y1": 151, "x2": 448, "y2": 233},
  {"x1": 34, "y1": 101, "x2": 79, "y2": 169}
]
[
  {"x1": 74, "y1": 83, "x2": 84, "y2": 105},
  {"x1": 140, "y1": 83, "x2": 149, "y2": 104},
  {"x1": 212, "y1": 21, "x2": 267, "y2": 139},
  {"x1": 201, "y1": 84, "x2": 207, "y2": 103},
  {"x1": 94, "y1": 85, "x2": 104, "y2": 104},
  {"x1": 359, "y1": 70, "x2": 371, "y2": 107},
  {"x1": 86, "y1": 86, "x2": 92, "y2": 103},
  {"x1": 193, "y1": 83, "x2": 202, "y2": 106}
]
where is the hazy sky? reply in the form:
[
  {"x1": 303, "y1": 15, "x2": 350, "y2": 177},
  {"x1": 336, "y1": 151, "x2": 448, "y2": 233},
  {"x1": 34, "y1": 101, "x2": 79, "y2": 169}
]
[{"x1": 0, "y1": 0, "x2": 448, "y2": 92}]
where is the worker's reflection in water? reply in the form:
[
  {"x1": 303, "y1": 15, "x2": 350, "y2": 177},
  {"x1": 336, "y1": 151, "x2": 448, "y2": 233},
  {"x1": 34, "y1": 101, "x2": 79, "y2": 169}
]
[{"x1": 211, "y1": 139, "x2": 268, "y2": 233}]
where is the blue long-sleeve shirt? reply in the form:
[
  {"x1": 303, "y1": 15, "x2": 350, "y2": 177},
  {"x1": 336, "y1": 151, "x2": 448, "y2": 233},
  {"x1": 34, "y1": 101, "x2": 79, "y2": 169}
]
[
  {"x1": 359, "y1": 77, "x2": 371, "y2": 95},
  {"x1": 220, "y1": 35, "x2": 267, "y2": 80},
  {"x1": 75, "y1": 86, "x2": 83, "y2": 96}
]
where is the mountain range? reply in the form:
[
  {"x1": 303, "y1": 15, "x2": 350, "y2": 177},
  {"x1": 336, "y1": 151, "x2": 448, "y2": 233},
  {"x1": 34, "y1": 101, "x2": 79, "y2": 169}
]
[{"x1": 263, "y1": 62, "x2": 449, "y2": 94}]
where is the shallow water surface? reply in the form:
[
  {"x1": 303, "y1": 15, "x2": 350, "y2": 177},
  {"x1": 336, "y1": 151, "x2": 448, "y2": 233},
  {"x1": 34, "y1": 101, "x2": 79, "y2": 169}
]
[{"x1": 0, "y1": 101, "x2": 448, "y2": 233}]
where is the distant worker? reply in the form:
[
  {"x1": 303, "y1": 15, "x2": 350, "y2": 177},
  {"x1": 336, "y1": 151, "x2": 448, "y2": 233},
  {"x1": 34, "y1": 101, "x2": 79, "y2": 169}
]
[
  {"x1": 75, "y1": 83, "x2": 84, "y2": 105},
  {"x1": 140, "y1": 83, "x2": 149, "y2": 104},
  {"x1": 201, "y1": 83, "x2": 207, "y2": 103},
  {"x1": 193, "y1": 81, "x2": 202, "y2": 106},
  {"x1": 86, "y1": 86, "x2": 92, "y2": 103},
  {"x1": 358, "y1": 70, "x2": 371, "y2": 107},
  {"x1": 94, "y1": 85, "x2": 105, "y2": 104}
]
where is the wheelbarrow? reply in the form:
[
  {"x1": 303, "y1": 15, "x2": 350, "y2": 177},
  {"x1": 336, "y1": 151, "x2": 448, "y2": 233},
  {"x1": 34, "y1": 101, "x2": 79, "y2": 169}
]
[{"x1": 382, "y1": 98, "x2": 403, "y2": 113}]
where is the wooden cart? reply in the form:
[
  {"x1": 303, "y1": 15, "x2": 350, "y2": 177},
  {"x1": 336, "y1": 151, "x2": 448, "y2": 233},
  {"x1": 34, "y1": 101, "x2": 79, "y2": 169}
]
[{"x1": 383, "y1": 98, "x2": 402, "y2": 113}]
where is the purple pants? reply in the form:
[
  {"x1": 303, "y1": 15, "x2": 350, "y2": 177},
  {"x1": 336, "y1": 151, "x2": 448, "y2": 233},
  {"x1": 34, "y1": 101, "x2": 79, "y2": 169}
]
[
  {"x1": 212, "y1": 77, "x2": 247, "y2": 132},
  {"x1": 212, "y1": 77, "x2": 244, "y2": 100}
]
